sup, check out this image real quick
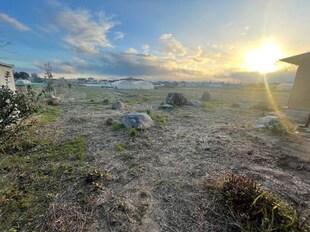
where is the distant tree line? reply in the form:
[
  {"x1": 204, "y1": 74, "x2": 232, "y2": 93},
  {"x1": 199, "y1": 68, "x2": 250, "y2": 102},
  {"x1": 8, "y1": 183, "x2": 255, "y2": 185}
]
[
  {"x1": 14, "y1": 71, "x2": 30, "y2": 80},
  {"x1": 13, "y1": 72, "x2": 45, "y2": 83}
]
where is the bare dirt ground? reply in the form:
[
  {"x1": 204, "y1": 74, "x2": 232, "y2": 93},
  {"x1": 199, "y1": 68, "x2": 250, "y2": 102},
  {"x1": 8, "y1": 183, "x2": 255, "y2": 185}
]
[{"x1": 52, "y1": 86, "x2": 309, "y2": 231}]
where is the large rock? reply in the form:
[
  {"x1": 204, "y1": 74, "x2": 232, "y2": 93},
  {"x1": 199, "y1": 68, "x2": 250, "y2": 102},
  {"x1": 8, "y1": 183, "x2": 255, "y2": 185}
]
[
  {"x1": 253, "y1": 116, "x2": 279, "y2": 128},
  {"x1": 201, "y1": 91, "x2": 211, "y2": 101},
  {"x1": 121, "y1": 112, "x2": 154, "y2": 129},
  {"x1": 165, "y1": 93, "x2": 188, "y2": 106},
  {"x1": 112, "y1": 100, "x2": 124, "y2": 110}
]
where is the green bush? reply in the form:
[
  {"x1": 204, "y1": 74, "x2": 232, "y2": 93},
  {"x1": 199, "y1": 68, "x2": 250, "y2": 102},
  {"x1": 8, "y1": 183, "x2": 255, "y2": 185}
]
[
  {"x1": 266, "y1": 120, "x2": 289, "y2": 135},
  {"x1": 214, "y1": 173, "x2": 307, "y2": 231},
  {"x1": 129, "y1": 128, "x2": 137, "y2": 137},
  {"x1": 0, "y1": 85, "x2": 40, "y2": 140},
  {"x1": 112, "y1": 121, "x2": 124, "y2": 130},
  {"x1": 117, "y1": 142, "x2": 123, "y2": 151}
]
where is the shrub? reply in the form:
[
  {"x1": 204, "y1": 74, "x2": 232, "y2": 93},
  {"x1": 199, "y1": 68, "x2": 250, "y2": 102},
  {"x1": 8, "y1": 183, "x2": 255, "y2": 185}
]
[
  {"x1": 117, "y1": 142, "x2": 123, "y2": 151},
  {"x1": 149, "y1": 111, "x2": 167, "y2": 125},
  {"x1": 129, "y1": 128, "x2": 137, "y2": 137},
  {"x1": 213, "y1": 173, "x2": 307, "y2": 231},
  {"x1": 112, "y1": 121, "x2": 124, "y2": 130},
  {"x1": 266, "y1": 120, "x2": 289, "y2": 135},
  {"x1": 0, "y1": 85, "x2": 40, "y2": 140}
]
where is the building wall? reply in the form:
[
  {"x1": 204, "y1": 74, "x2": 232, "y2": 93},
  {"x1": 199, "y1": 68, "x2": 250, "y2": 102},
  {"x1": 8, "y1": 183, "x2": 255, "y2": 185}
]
[
  {"x1": 288, "y1": 65, "x2": 310, "y2": 111},
  {"x1": 0, "y1": 64, "x2": 15, "y2": 91}
]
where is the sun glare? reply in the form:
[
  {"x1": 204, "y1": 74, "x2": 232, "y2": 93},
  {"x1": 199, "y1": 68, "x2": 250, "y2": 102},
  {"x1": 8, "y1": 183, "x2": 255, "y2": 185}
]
[{"x1": 244, "y1": 40, "x2": 282, "y2": 74}]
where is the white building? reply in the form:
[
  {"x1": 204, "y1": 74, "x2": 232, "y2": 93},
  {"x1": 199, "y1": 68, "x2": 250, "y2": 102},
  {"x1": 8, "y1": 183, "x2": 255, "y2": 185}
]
[
  {"x1": 0, "y1": 62, "x2": 15, "y2": 91},
  {"x1": 115, "y1": 80, "x2": 154, "y2": 89}
]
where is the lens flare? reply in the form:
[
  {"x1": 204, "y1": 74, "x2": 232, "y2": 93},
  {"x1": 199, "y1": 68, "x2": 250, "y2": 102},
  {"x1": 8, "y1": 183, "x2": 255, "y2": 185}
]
[{"x1": 244, "y1": 40, "x2": 282, "y2": 74}]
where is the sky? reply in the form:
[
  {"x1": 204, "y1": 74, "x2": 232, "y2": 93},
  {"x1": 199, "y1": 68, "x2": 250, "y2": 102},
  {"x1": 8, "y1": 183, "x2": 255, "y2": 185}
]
[{"x1": 0, "y1": 0, "x2": 309, "y2": 82}]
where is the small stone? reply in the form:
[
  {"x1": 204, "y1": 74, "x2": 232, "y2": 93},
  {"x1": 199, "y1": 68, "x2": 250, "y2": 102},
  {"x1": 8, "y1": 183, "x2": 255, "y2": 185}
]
[
  {"x1": 47, "y1": 95, "x2": 61, "y2": 105},
  {"x1": 188, "y1": 100, "x2": 202, "y2": 107},
  {"x1": 112, "y1": 100, "x2": 124, "y2": 110},
  {"x1": 201, "y1": 91, "x2": 211, "y2": 101},
  {"x1": 161, "y1": 104, "x2": 173, "y2": 109},
  {"x1": 106, "y1": 118, "x2": 113, "y2": 125},
  {"x1": 231, "y1": 103, "x2": 241, "y2": 108}
]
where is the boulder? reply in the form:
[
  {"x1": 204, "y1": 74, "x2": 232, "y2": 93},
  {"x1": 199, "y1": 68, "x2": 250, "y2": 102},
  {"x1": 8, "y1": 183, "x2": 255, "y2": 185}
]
[
  {"x1": 121, "y1": 112, "x2": 154, "y2": 129},
  {"x1": 161, "y1": 104, "x2": 173, "y2": 109},
  {"x1": 165, "y1": 93, "x2": 188, "y2": 106},
  {"x1": 188, "y1": 100, "x2": 202, "y2": 107},
  {"x1": 112, "y1": 100, "x2": 124, "y2": 110},
  {"x1": 201, "y1": 91, "x2": 211, "y2": 101},
  {"x1": 253, "y1": 116, "x2": 279, "y2": 128}
]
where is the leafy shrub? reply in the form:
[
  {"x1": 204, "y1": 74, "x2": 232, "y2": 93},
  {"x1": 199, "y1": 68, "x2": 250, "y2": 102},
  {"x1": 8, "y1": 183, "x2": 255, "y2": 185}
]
[
  {"x1": 214, "y1": 173, "x2": 307, "y2": 231},
  {"x1": 117, "y1": 142, "x2": 123, "y2": 151},
  {"x1": 149, "y1": 111, "x2": 167, "y2": 125},
  {"x1": 0, "y1": 85, "x2": 40, "y2": 140},
  {"x1": 129, "y1": 128, "x2": 137, "y2": 137},
  {"x1": 266, "y1": 120, "x2": 289, "y2": 135},
  {"x1": 112, "y1": 121, "x2": 124, "y2": 130}
]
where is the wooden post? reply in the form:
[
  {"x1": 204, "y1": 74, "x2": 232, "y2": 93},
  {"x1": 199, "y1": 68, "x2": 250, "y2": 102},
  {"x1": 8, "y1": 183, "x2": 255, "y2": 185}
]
[{"x1": 306, "y1": 111, "x2": 310, "y2": 128}]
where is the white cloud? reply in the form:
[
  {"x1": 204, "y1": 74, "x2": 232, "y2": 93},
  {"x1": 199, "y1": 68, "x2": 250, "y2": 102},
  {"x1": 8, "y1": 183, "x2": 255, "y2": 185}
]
[
  {"x1": 114, "y1": 31, "x2": 124, "y2": 40},
  {"x1": 0, "y1": 13, "x2": 30, "y2": 31},
  {"x1": 126, "y1": 48, "x2": 138, "y2": 54},
  {"x1": 142, "y1": 44, "x2": 150, "y2": 53},
  {"x1": 57, "y1": 8, "x2": 115, "y2": 54},
  {"x1": 159, "y1": 33, "x2": 187, "y2": 56}
]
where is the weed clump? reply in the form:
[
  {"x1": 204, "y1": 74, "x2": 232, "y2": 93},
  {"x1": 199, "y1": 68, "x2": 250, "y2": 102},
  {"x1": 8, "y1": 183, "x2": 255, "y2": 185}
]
[
  {"x1": 129, "y1": 128, "x2": 137, "y2": 137},
  {"x1": 117, "y1": 142, "x2": 123, "y2": 151},
  {"x1": 112, "y1": 121, "x2": 124, "y2": 130},
  {"x1": 266, "y1": 120, "x2": 289, "y2": 135},
  {"x1": 210, "y1": 173, "x2": 308, "y2": 232},
  {"x1": 149, "y1": 111, "x2": 167, "y2": 125}
]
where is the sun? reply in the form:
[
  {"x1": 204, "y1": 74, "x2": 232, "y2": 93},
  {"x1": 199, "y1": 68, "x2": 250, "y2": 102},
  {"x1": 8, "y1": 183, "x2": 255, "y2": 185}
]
[{"x1": 244, "y1": 40, "x2": 283, "y2": 74}]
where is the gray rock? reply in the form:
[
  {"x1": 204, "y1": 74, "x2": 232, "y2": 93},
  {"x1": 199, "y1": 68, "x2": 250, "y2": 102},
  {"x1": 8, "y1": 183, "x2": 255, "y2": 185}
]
[
  {"x1": 112, "y1": 100, "x2": 124, "y2": 110},
  {"x1": 188, "y1": 100, "x2": 202, "y2": 107},
  {"x1": 121, "y1": 112, "x2": 154, "y2": 129},
  {"x1": 201, "y1": 91, "x2": 211, "y2": 101},
  {"x1": 106, "y1": 118, "x2": 113, "y2": 125},
  {"x1": 165, "y1": 93, "x2": 188, "y2": 106},
  {"x1": 161, "y1": 104, "x2": 173, "y2": 109},
  {"x1": 253, "y1": 116, "x2": 279, "y2": 128}
]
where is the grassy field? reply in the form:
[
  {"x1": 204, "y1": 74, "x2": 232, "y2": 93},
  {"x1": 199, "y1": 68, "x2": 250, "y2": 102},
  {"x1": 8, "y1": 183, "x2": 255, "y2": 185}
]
[{"x1": 1, "y1": 85, "x2": 309, "y2": 231}]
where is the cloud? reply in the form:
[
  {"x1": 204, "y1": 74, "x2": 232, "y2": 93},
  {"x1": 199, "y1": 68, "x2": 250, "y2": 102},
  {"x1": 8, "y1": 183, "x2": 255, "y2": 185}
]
[
  {"x1": 0, "y1": 13, "x2": 30, "y2": 31},
  {"x1": 142, "y1": 44, "x2": 150, "y2": 53},
  {"x1": 126, "y1": 48, "x2": 138, "y2": 54},
  {"x1": 114, "y1": 31, "x2": 124, "y2": 40},
  {"x1": 33, "y1": 60, "x2": 76, "y2": 74},
  {"x1": 57, "y1": 8, "x2": 116, "y2": 54},
  {"x1": 159, "y1": 33, "x2": 187, "y2": 56}
]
